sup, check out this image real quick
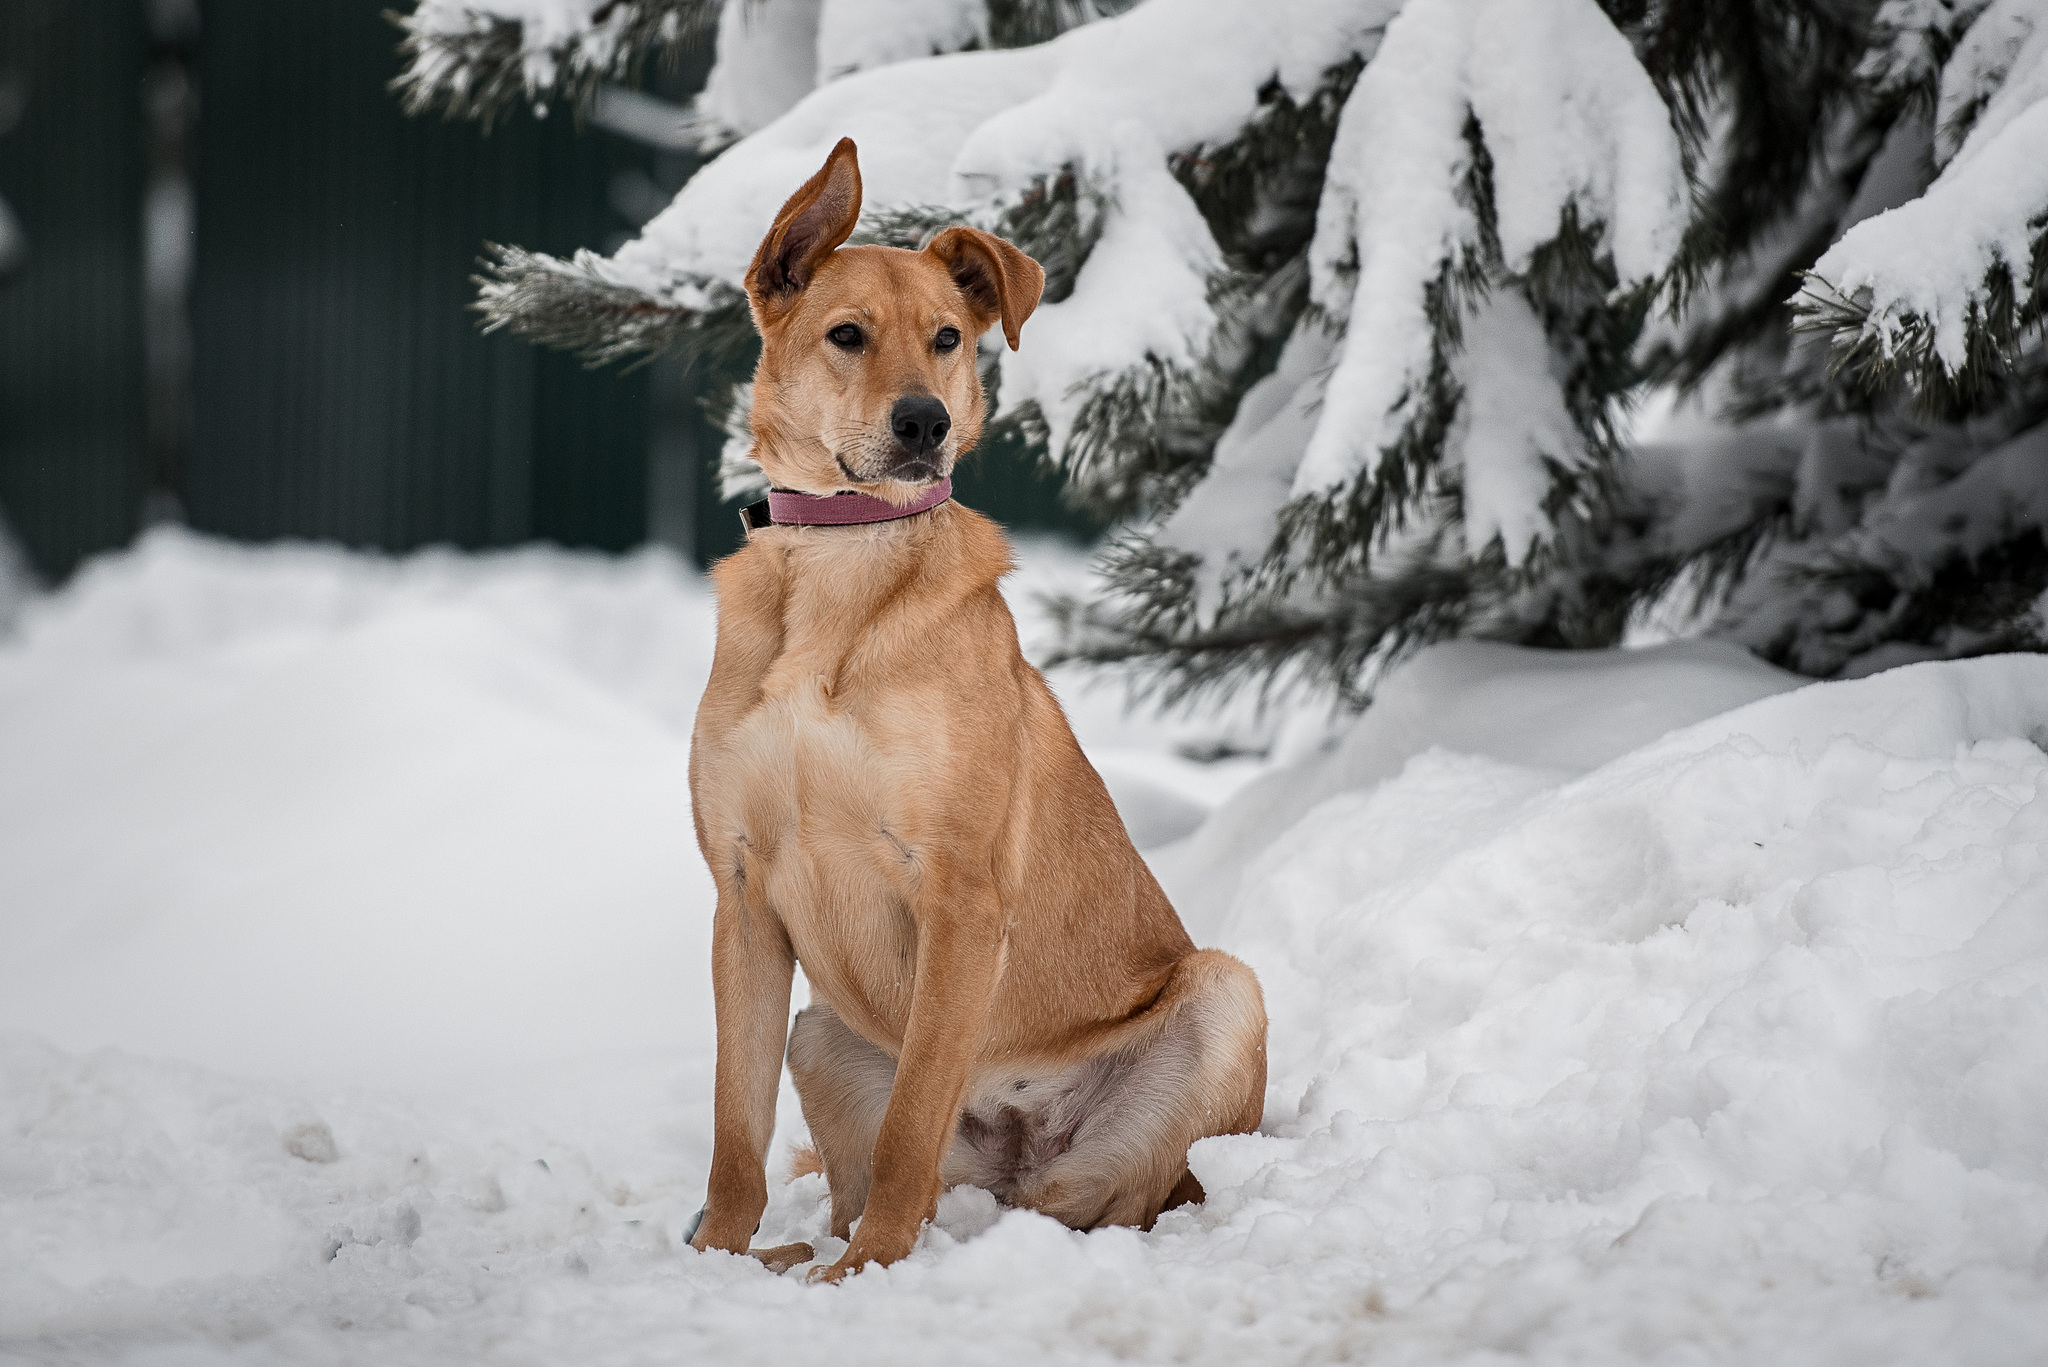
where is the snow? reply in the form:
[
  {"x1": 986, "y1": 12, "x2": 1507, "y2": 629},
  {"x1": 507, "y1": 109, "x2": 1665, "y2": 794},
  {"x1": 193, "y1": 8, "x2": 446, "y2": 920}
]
[
  {"x1": 0, "y1": 509, "x2": 35, "y2": 633},
  {"x1": 1450, "y1": 290, "x2": 1587, "y2": 565},
  {"x1": 0, "y1": 534, "x2": 715, "y2": 1087},
  {"x1": 605, "y1": 0, "x2": 1391, "y2": 296},
  {"x1": 405, "y1": 0, "x2": 629, "y2": 102},
  {"x1": 1215, "y1": 653, "x2": 2048, "y2": 1362},
  {"x1": 596, "y1": 0, "x2": 1404, "y2": 478},
  {"x1": 1463, "y1": 0, "x2": 1684, "y2": 282},
  {"x1": 1155, "y1": 635, "x2": 1805, "y2": 939},
  {"x1": 473, "y1": 0, "x2": 1696, "y2": 614},
  {"x1": 604, "y1": 45, "x2": 1057, "y2": 295},
  {"x1": 408, "y1": 0, "x2": 610, "y2": 46},
  {"x1": 990, "y1": 122, "x2": 1223, "y2": 463},
  {"x1": 698, "y1": 0, "x2": 824, "y2": 143},
  {"x1": 1156, "y1": 321, "x2": 1338, "y2": 617},
  {"x1": 1810, "y1": 0, "x2": 2048, "y2": 375},
  {"x1": 1714, "y1": 419, "x2": 2048, "y2": 676},
  {"x1": 1862, "y1": 0, "x2": 1997, "y2": 97},
  {"x1": 939, "y1": 0, "x2": 1387, "y2": 192},
  {"x1": 1936, "y1": 0, "x2": 2048, "y2": 166},
  {"x1": 1297, "y1": 0, "x2": 1686, "y2": 498},
  {"x1": 816, "y1": 0, "x2": 984, "y2": 81},
  {"x1": 7, "y1": 529, "x2": 2048, "y2": 1364}
]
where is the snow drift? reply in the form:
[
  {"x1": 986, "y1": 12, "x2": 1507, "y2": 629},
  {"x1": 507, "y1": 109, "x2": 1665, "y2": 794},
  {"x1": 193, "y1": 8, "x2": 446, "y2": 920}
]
[{"x1": 3, "y1": 533, "x2": 2047, "y2": 1364}]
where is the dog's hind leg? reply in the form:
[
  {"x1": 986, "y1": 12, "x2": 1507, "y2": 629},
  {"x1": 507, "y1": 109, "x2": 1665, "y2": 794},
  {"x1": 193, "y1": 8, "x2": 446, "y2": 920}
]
[
  {"x1": 978, "y1": 949, "x2": 1267, "y2": 1231},
  {"x1": 787, "y1": 1002, "x2": 896, "y2": 1240}
]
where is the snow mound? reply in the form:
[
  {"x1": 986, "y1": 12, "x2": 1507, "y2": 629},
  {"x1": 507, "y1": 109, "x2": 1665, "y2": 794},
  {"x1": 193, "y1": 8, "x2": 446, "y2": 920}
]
[
  {"x1": 1211, "y1": 654, "x2": 2048, "y2": 1363},
  {"x1": 1160, "y1": 635, "x2": 1803, "y2": 936},
  {"x1": 0, "y1": 530, "x2": 720, "y2": 1089},
  {"x1": 0, "y1": 530, "x2": 1248, "y2": 1090},
  {"x1": 3, "y1": 532, "x2": 2046, "y2": 1363}
]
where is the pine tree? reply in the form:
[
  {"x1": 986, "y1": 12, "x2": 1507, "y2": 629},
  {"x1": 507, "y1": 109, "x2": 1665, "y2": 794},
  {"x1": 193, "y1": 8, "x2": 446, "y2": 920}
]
[{"x1": 396, "y1": 0, "x2": 2048, "y2": 704}]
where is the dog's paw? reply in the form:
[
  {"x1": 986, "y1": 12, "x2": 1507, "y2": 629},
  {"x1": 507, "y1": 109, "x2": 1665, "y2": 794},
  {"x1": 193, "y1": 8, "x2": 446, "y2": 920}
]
[
  {"x1": 805, "y1": 1254, "x2": 867, "y2": 1285},
  {"x1": 749, "y1": 1242, "x2": 815, "y2": 1274},
  {"x1": 687, "y1": 1203, "x2": 769, "y2": 1257},
  {"x1": 806, "y1": 1226, "x2": 915, "y2": 1283}
]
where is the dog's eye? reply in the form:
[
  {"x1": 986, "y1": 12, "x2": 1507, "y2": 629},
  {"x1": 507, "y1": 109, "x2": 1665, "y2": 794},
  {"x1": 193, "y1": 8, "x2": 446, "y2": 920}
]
[
  {"x1": 828, "y1": 323, "x2": 864, "y2": 349},
  {"x1": 934, "y1": 327, "x2": 962, "y2": 353}
]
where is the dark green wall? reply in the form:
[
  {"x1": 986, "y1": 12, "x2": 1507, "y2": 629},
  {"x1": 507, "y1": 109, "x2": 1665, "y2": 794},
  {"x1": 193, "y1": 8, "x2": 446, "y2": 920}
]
[
  {"x1": 0, "y1": 1, "x2": 1096, "y2": 582},
  {"x1": 186, "y1": 0, "x2": 648, "y2": 555},
  {"x1": 0, "y1": 0, "x2": 148, "y2": 579},
  {"x1": 0, "y1": 0, "x2": 656, "y2": 578}
]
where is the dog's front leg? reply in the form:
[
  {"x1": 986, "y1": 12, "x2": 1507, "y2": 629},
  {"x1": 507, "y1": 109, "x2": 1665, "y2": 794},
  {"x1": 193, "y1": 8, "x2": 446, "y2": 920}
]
[
  {"x1": 691, "y1": 882, "x2": 796, "y2": 1258},
  {"x1": 811, "y1": 874, "x2": 1001, "y2": 1283}
]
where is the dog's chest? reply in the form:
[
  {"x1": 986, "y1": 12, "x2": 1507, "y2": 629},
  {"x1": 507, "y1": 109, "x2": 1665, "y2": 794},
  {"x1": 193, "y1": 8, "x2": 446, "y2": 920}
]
[
  {"x1": 699, "y1": 676, "x2": 928, "y2": 1031},
  {"x1": 700, "y1": 547, "x2": 946, "y2": 862},
  {"x1": 711, "y1": 677, "x2": 896, "y2": 829},
  {"x1": 711, "y1": 665, "x2": 923, "y2": 857}
]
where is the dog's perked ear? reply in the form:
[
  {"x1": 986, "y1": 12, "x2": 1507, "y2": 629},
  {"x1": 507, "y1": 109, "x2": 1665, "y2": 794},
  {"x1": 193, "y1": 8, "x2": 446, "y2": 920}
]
[
  {"x1": 925, "y1": 226, "x2": 1046, "y2": 352},
  {"x1": 747, "y1": 138, "x2": 863, "y2": 321}
]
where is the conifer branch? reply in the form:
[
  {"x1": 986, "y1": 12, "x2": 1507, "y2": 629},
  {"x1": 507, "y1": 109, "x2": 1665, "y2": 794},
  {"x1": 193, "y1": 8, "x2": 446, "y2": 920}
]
[
  {"x1": 472, "y1": 244, "x2": 749, "y2": 369},
  {"x1": 983, "y1": 0, "x2": 1137, "y2": 49},
  {"x1": 1794, "y1": 232, "x2": 2047, "y2": 417},
  {"x1": 391, "y1": 0, "x2": 716, "y2": 128}
]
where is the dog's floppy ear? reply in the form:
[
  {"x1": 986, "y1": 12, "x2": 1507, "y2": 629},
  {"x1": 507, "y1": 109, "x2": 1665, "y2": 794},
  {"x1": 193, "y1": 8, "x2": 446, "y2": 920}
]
[
  {"x1": 747, "y1": 138, "x2": 863, "y2": 319},
  {"x1": 926, "y1": 226, "x2": 1045, "y2": 351}
]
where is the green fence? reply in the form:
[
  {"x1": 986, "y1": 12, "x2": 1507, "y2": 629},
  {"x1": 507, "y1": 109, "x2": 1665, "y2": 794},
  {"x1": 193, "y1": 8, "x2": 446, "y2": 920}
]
[
  {"x1": 0, "y1": 1, "x2": 1092, "y2": 583},
  {"x1": 0, "y1": 0, "x2": 148, "y2": 579},
  {"x1": 185, "y1": 0, "x2": 664, "y2": 558}
]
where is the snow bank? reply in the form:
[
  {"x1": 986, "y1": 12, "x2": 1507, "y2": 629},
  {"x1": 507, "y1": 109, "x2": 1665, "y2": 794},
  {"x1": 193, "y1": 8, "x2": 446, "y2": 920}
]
[
  {"x1": 5, "y1": 532, "x2": 2047, "y2": 1365},
  {"x1": 0, "y1": 531, "x2": 719, "y2": 1088},
  {"x1": 1211, "y1": 653, "x2": 2048, "y2": 1362},
  {"x1": 1158, "y1": 636, "x2": 1803, "y2": 937},
  {"x1": 0, "y1": 530, "x2": 1253, "y2": 1084}
]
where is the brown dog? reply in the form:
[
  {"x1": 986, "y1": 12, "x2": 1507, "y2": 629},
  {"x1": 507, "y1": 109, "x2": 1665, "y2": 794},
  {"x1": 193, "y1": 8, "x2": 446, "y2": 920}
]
[{"x1": 685, "y1": 138, "x2": 1268, "y2": 1283}]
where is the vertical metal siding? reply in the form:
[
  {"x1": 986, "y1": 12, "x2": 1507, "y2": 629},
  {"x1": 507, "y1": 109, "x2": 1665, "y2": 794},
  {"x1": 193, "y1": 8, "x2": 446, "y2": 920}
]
[
  {"x1": 0, "y1": 1, "x2": 1091, "y2": 578},
  {"x1": 185, "y1": 0, "x2": 649, "y2": 554},
  {"x1": 0, "y1": 0, "x2": 149, "y2": 580}
]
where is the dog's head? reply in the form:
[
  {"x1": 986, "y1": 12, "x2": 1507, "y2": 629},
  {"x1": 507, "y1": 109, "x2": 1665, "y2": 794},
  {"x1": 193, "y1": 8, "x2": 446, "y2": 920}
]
[{"x1": 743, "y1": 139, "x2": 1045, "y2": 501}]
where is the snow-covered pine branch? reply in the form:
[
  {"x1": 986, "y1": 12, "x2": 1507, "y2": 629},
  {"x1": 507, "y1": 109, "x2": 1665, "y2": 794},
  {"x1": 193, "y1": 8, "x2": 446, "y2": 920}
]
[
  {"x1": 470, "y1": 243, "x2": 751, "y2": 366},
  {"x1": 392, "y1": 0, "x2": 717, "y2": 126},
  {"x1": 394, "y1": 0, "x2": 1130, "y2": 134},
  {"x1": 433, "y1": 0, "x2": 1680, "y2": 671},
  {"x1": 405, "y1": 0, "x2": 2048, "y2": 699},
  {"x1": 1797, "y1": 0, "x2": 2048, "y2": 408}
]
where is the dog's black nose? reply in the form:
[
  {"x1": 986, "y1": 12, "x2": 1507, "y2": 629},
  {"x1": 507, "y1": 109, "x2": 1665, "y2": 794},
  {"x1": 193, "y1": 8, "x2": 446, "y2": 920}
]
[{"x1": 890, "y1": 395, "x2": 951, "y2": 454}]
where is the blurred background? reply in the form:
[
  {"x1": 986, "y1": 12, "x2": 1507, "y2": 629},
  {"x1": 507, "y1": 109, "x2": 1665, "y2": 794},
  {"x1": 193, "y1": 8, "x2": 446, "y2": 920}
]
[{"x1": 0, "y1": 0, "x2": 1090, "y2": 587}]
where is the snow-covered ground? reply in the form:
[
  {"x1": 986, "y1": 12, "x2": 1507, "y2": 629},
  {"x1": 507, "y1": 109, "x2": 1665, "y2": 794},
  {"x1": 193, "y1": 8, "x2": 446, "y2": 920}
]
[{"x1": 4, "y1": 528, "x2": 2046, "y2": 1365}]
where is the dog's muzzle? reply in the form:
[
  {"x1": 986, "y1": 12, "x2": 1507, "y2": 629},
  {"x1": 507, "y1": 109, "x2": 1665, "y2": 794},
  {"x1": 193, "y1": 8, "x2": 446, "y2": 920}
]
[{"x1": 886, "y1": 395, "x2": 950, "y2": 481}]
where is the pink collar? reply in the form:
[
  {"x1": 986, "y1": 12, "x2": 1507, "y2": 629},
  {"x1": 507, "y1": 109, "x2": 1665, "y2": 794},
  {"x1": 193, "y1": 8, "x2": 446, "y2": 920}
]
[{"x1": 741, "y1": 477, "x2": 953, "y2": 532}]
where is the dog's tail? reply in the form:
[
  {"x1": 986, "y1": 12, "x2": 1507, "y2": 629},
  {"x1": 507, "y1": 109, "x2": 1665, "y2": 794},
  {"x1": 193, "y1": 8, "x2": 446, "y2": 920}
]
[{"x1": 788, "y1": 1143, "x2": 825, "y2": 1180}]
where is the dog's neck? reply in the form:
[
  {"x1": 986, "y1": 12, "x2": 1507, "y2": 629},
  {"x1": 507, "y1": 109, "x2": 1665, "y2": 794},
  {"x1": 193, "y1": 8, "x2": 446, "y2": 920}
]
[
  {"x1": 741, "y1": 478, "x2": 952, "y2": 532},
  {"x1": 748, "y1": 499, "x2": 1008, "y2": 632}
]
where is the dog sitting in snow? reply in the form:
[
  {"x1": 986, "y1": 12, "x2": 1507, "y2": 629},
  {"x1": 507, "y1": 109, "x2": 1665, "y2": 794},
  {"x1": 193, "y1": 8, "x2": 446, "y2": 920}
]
[{"x1": 685, "y1": 138, "x2": 1268, "y2": 1283}]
